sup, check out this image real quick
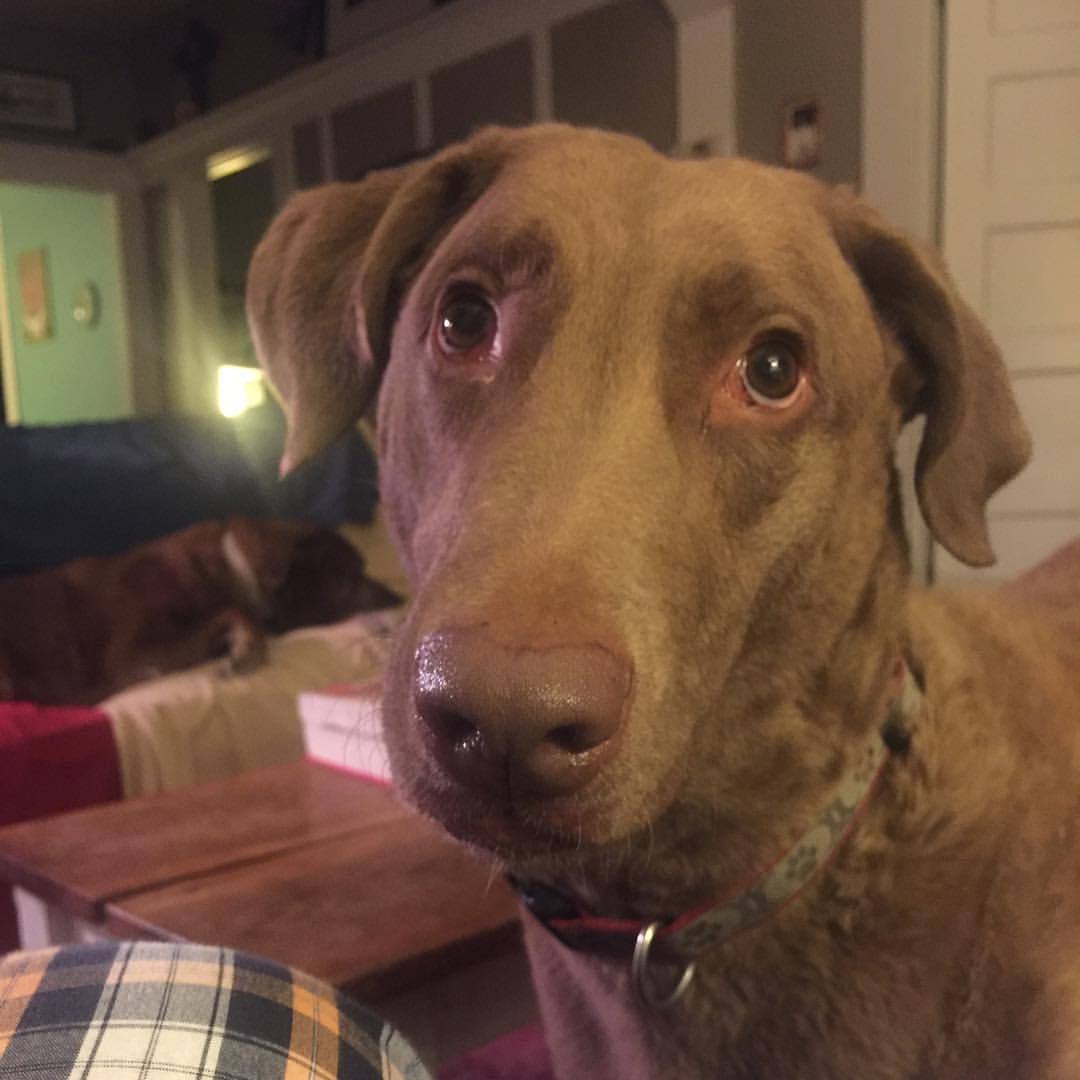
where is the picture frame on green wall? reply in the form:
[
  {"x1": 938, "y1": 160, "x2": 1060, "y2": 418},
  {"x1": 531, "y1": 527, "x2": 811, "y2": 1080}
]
[{"x1": 17, "y1": 248, "x2": 53, "y2": 344}]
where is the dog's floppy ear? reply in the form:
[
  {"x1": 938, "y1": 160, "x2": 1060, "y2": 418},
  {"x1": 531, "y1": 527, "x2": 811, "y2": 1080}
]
[
  {"x1": 826, "y1": 188, "x2": 1031, "y2": 567},
  {"x1": 247, "y1": 132, "x2": 513, "y2": 473}
]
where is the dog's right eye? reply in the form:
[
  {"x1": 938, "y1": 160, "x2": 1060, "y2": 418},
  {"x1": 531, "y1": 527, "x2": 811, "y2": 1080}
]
[{"x1": 436, "y1": 290, "x2": 498, "y2": 357}]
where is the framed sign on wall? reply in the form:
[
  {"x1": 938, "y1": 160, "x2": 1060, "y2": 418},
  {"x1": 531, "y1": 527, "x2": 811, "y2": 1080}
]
[{"x1": 0, "y1": 70, "x2": 77, "y2": 133}]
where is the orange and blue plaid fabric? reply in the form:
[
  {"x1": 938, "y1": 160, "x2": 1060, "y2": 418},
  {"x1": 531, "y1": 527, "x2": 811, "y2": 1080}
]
[{"x1": 0, "y1": 942, "x2": 430, "y2": 1079}]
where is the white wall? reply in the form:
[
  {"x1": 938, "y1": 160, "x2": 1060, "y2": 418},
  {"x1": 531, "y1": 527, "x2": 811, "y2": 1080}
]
[
  {"x1": 671, "y1": 1, "x2": 736, "y2": 154},
  {"x1": 735, "y1": 0, "x2": 863, "y2": 185},
  {"x1": 862, "y1": 0, "x2": 940, "y2": 245}
]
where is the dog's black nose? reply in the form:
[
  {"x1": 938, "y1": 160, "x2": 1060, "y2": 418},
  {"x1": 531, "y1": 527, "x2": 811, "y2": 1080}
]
[{"x1": 414, "y1": 627, "x2": 631, "y2": 797}]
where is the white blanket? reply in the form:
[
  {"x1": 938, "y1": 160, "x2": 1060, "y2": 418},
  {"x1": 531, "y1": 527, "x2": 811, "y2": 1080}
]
[{"x1": 101, "y1": 608, "x2": 404, "y2": 798}]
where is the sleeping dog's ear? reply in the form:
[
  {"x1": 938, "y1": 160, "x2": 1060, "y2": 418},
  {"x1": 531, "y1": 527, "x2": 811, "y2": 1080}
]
[
  {"x1": 246, "y1": 131, "x2": 514, "y2": 473},
  {"x1": 826, "y1": 188, "x2": 1031, "y2": 568}
]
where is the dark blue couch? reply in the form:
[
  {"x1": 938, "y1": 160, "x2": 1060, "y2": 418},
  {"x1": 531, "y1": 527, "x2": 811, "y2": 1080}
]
[{"x1": 0, "y1": 405, "x2": 378, "y2": 577}]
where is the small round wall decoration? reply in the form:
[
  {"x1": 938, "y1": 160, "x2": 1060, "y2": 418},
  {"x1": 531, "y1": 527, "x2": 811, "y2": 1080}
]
[{"x1": 72, "y1": 282, "x2": 100, "y2": 327}]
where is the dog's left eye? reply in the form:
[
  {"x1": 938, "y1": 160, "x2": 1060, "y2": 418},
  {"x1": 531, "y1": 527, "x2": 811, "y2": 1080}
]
[
  {"x1": 739, "y1": 340, "x2": 803, "y2": 406},
  {"x1": 436, "y1": 290, "x2": 498, "y2": 357}
]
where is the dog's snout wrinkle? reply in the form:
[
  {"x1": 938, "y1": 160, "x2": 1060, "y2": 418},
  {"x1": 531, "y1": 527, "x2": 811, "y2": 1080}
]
[{"x1": 414, "y1": 626, "x2": 631, "y2": 798}]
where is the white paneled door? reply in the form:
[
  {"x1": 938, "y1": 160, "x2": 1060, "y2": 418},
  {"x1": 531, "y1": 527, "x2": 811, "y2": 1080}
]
[{"x1": 939, "y1": 0, "x2": 1080, "y2": 583}]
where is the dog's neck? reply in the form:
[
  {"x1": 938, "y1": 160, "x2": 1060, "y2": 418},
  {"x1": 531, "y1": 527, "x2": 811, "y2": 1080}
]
[
  {"x1": 527, "y1": 695, "x2": 1005, "y2": 1080},
  {"x1": 524, "y1": 532, "x2": 1015, "y2": 1078},
  {"x1": 514, "y1": 670, "x2": 913, "y2": 977}
]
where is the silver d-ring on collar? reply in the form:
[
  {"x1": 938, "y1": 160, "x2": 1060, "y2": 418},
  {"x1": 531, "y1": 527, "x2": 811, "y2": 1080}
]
[{"x1": 632, "y1": 922, "x2": 696, "y2": 1010}]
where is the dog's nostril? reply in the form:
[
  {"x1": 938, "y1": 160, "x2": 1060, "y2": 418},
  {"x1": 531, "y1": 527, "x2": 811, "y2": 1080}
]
[
  {"x1": 418, "y1": 702, "x2": 509, "y2": 790},
  {"x1": 547, "y1": 721, "x2": 600, "y2": 754},
  {"x1": 423, "y1": 708, "x2": 485, "y2": 754}
]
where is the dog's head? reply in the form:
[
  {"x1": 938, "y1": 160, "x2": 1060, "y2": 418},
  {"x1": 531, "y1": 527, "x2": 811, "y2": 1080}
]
[
  {"x1": 249, "y1": 125, "x2": 1029, "y2": 905},
  {"x1": 223, "y1": 518, "x2": 399, "y2": 631}
]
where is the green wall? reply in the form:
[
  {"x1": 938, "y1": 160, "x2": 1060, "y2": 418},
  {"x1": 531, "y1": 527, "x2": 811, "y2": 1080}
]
[{"x1": 0, "y1": 182, "x2": 130, "y2": 424}]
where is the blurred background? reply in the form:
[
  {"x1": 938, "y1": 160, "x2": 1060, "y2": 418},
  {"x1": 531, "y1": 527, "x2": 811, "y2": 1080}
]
[{"x1": 0, "y1": 0, "x2": 1075, "y2": 584}]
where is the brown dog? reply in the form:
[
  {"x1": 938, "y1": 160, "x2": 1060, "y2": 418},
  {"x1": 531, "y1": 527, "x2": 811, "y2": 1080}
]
[
  {"x1": 248, "y1": 124, "x2": 1080, "y2": 1078},
  {"x1": 0, "y1": 518, "x2": 398, "y2": 706}
]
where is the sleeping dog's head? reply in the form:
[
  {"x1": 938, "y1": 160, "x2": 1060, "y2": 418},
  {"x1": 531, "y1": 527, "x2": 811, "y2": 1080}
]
[
  {"x1": 248, "y1": 125, "x2": 1028, "y2": 907},
  {"x1": 221, "y1": 517, "x2": 399, "y2": 631}
]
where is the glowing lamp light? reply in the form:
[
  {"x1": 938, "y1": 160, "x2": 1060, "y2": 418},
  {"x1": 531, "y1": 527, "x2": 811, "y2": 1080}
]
[
  {"x1": 218, "y1": 364, "x2": 266, "y2": 418},
  {"x1": 206, "y1": 146, "x2": 271, "y2": 181}
]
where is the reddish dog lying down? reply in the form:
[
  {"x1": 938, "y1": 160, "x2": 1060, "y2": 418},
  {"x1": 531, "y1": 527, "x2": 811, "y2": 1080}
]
[{"x1": 0, "y1": 518, "x2": 398, "y2": 706}]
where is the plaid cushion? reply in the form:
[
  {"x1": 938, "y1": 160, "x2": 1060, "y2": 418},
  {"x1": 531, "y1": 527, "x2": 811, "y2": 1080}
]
[{"x1": 0, "y1": 942, "x2": 431, "y2": 1079}]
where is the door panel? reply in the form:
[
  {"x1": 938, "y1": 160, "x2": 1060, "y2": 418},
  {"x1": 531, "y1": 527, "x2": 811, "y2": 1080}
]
[
  {"x1": 992, "y1": 0, "x2": 1080, "y2": 34},
  {"x1": 941, "y1": 0, "x2": 1080, "y2": 583},
  {"x1": 989, "y1": 72, "x2": 1080, "y2": 184},
  {"x1": 987, "y1": 224, "x2": 1080, "y2": 377},
  {"x1": 987, "y1": 225, "x2": 1080, "y2": 331}
]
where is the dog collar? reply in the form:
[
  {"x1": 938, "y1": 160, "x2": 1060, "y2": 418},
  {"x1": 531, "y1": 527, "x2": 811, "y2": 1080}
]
[{"x1": 512, "y1": 660, "x2": 923, "y2": 1009}]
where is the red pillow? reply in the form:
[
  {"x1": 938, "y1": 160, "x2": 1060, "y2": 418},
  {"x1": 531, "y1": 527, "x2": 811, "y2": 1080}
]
[{"x1": 0, "y1": 703, "x2": 122, "y2": 953}]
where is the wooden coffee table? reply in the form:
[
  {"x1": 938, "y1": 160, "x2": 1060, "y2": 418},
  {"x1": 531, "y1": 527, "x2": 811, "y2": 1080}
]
[{"x1": 0, "y1": 760, "x2": 535, "y2": 1063}]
